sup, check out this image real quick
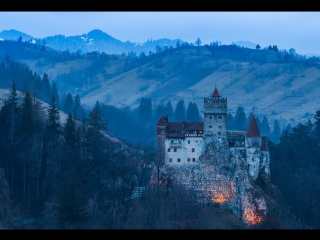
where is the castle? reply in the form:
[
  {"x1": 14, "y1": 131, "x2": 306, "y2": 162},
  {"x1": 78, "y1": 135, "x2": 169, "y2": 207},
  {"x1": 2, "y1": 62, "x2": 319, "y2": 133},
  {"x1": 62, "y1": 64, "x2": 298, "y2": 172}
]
[{"x1": 156, "y1": 86, "x2": 270, "y2": 180}]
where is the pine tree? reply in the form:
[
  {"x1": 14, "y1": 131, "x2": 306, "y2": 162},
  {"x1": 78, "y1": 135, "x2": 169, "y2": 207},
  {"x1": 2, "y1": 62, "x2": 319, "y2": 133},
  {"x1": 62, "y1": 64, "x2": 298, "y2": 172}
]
[
  {"x1": 246, "y1": 112, "x2": 253, "y2": 130},
  {"x1": 186, "y1": 102, "x2": 193, "y2": 121},
  {"x1": 261, "y1": 116, "x2": 271, "y2": 136},
  {"x1": 165, "y1": 100, "x2": 174, "y2": 121},
  {"x1": 73, "y1": 94, "x2": 84, "y2": 120},
  {"x1": 256, "y1": 116, "x2": 262, "y2": 132},
  {"x1": 41, "y1": 73, "x2": 51, "y2": 103},
  {"x1": 139, "y1": 97, "x2": 152, "y2": 122},
  {"x1": 63, "y1": 93, "x2": 74, "y2": 115},
  {"x1": 175, "y1": 99, "x2": 186, "y2": 122},
  {"x1": 0, "y1": 100, "x2": 10, "y2": 178},
  {"x1": 86, "y1": 102, "x2": 107, "y2": 160},
  {"x1": 0, "y1": 168, "x2": 12, "y2": 228},
  {"x1": 154, "y1": 103, "x2": 165, "y2": 123},
  {"x1": 47, "y1": 94, "x2": 61, "y2": 137},
  {"x1": 195, "y1": 38, "x2": 202, "y2": 46},
  {"x1": 19, "y1": 88, "x2": 35, "y2": 210},
  {"x1": 54, "y1": 172, "x2": 90, "y2": 229},
  {"x1": 63, "y1": 113, "x2": 80, "y2": 169},
  {"x1": 234, "y1": 106, "x2": 246, "y2": 131},
  {"x1": 7, "y1": 82, "x2": 20, "y2": 195},
  {"x1": 186, "y1": 102, "x2": 201, "y2": 122},
  {"x1": 19, "y1": 88, "x2": 34, "y2": 139},
  {"x1": 51, "y1": 82, "x2": 60, "y2": 109},
  {"x1": 227, "y1": 112, "x2": 234, "y2": 130},
  {"x1": 41, "y1": 94, "x2": 62, "y2": 201},
  {"x1": 314, "y1": 110, "x2": 320, "y2": 138},
  {"x1": 271, "y1": 120, "x2": 281, "y2": 143},
  {"x1": 33, "y1": 73, "x2": 42, "y2": 100}
]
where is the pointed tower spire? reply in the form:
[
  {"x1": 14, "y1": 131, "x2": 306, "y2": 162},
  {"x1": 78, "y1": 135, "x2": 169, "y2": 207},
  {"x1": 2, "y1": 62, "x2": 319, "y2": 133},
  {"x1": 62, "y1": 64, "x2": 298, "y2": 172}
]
[
  {"x1": 212, "y1": 85, "x2": 221, "y2": 98},
  {"x1": 246, "y1": 114, "x2": 260, "y2": 137}
]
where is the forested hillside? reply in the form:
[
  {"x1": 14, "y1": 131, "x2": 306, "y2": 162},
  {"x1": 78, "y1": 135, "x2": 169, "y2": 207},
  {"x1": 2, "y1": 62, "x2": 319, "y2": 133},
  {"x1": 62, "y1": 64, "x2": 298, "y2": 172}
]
[
  {"x1": 2, "y1": 37, "x2": 320, "y2": 134},
  {"x1": 1, "y1": 40, "x2": 320, "y2": 229}
]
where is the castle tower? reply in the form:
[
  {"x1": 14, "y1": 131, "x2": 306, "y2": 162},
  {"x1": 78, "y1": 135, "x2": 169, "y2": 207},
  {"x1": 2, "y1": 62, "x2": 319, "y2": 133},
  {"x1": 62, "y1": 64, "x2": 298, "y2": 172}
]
[
  {"x1": 245, "y1": 114, "x2": 261, "y2": 148},
  {"x1": 203, "y1": 86, "x2": 227, "y2": 144},
  {"x1": 156, "y1": 115, "x2": 168, "y2": 167},
  {"x1": 245, "y1": 114, "x2": 262, "y2": 179}
]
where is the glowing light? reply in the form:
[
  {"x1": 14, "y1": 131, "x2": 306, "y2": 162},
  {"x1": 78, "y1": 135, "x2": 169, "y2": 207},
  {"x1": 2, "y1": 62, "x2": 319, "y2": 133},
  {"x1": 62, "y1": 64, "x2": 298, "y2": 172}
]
[
  {"x1": 212, "y1": 193, "x2": 227, "y2": 203},
  {"x1": 210, "y1": 180, "x2": 236, "y2": 204},
  {"x1": 242, "y1": 208, "x2": 263, "y2": 225}
]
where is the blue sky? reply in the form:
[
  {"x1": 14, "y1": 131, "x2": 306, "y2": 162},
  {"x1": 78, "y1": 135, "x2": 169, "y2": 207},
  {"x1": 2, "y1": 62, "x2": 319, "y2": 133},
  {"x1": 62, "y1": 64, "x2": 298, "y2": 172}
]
[{"x1": 1, "y1": 12, "x2": 320, "y2": 55}]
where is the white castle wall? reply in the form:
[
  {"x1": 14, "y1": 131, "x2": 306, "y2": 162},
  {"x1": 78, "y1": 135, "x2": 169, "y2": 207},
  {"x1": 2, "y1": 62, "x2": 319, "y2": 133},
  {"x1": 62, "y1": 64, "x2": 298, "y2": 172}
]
[
  {"x1": 246, "y1": 148, "x2": 261, "y2": 179},
  {"x1": 165, "y1": 137, "x2": 204, "y2": 165},
  {"x1": 260, "y1": 151, "x2": 270, "y2": 176}
]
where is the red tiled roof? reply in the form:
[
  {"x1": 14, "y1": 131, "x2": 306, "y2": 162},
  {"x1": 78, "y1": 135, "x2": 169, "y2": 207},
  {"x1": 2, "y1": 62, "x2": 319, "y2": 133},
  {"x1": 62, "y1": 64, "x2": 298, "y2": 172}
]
[
  {"x1": 166, "y1": 122, "x2": 203, "y2": 138},
  {"x1": 246, "y1": 115, "x2": 260, "y2": 137},
  {"x1": 156, "y1": 116, "x2": 167, "y2": 127},
  {"x1": 186, "y1": 122, "x2": 203, "y2": 131},
  {"x1": 212, "y1": 87, "x2": 220, "y2": 98}
]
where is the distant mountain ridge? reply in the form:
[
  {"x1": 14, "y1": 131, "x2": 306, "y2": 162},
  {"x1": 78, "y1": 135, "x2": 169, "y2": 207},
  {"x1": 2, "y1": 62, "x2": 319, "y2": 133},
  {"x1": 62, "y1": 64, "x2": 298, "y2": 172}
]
[
  {"x1": 0, "y1": 29, "x2": 185, "y2": 55},
  {"x1": 234, "y1": 41, "x2": 258, "y2": 49},
  {"x1": 0, "y1": 29, "x2": 34, "y2": 41}
]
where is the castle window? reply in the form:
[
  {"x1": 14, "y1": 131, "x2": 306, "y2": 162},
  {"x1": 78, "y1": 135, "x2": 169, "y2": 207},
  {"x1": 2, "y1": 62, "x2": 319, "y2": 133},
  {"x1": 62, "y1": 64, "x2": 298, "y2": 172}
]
[
  {"x1": 169, "y1": 158, "x2": 172, "y2": 162},
  {"x1": 174, "y1": 148, "x2": 177, "y2": 152},
  {"x1": 167, "y1": 148, "x2": 170, "y2": 152},
  {"x1": 209, "y1": 126, "x2": 212, "y2": 128},
  {"x1": 171, "y1": 140, "x2": 173, "y2": 144},
  {"x1": 188, "y1": 140, "x2": 190, "y2": 144},
  {"x1": 192, "y1": 158, "x2": 195, "y2": 162},
  {"x1": 192, "y1": 148, "x2": 195, "y2": 152},
  {"x1": 196, "y1": 140, "x2": 198, "y2": 143},
  {"x1": 179, "y1": 140, "x2": 181, "y2": 143},
  {"x1": 187, "y1": 158, "x2": 190, "y2": 162},
  {"x1": 218, "y1": 132, "x2": 220, "y2": 135},
  {"x1": 177, "y1": 158, "x2": 180, "y2": 162}
]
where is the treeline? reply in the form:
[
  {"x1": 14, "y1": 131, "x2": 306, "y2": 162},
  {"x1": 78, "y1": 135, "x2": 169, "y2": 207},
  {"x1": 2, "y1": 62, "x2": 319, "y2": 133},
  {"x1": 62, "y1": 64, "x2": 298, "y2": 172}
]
[
  {"x1": 136, "y1": 98, "x2": 284, "y2": 146},
  {"x1": 0, "y1": 54, "x2": 89, "y2": 119},
  {"x1": 227, "y1": 106, "x2": 283, "y2": 143},
  {"x1": 0, "y1": 84, "x2": 159, "y2": 229},
  {"x1": 96, "y1": 98, "x2": 202, "y2": 148},
  {"x1": 0, "y1": 54, "x2": 56, "y2": 104},
  {"x1": 139, "y1": 97, "x2": 202, "y2": 124},
  {"x1": 269, "y1": 111, "x2": 320, "y2": 229}
]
